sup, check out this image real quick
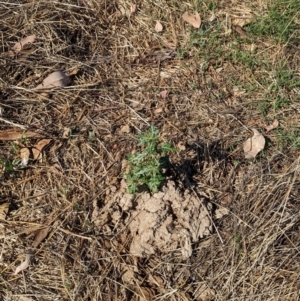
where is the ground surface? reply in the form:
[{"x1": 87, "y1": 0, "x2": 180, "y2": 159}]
[{"x1": 0, "y1": 0, "x2": 300, "y2": 300}]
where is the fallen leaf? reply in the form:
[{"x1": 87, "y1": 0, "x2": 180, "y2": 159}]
[
  {"x1": 182, "y1": 11, "x2": 201, "y2": 28},
  {"x1": 148, "y1": 274, "x2": 165, "y2": 287},
  {"x1": 14, "y1": 249, "x2": 34, "y2": 275},
  {"x1": 161, "y1": 40, "x2": 176, "y2": 49},
  {"x1": 154, "y1": 107, "x2": 163, "y2": 114},
  {"x1": 48, "y1": 163, "x2": 63, "y2": 176},
  {"x1": 62, "y1": 127, "x2": 71, "y2": 138},
  {"x1": 265, "y1": 119, "x2": 279, "y2": 132},
  {"x1": 177, "y1": 141, "x2": 186, "y2": 151},
  {"x1": 115, "y1": 5, "x2": 125, "y2": 16},
  {"x1": 20, "y1": 148, "x2": 30, "y2": 166},
  {"x1": 208, "y1": 12, "x2": 216, "y2": 22},
  {"x1": 233, "y1": 87, "x2": 246, "y2": 97},
  {"x1": 231, "y1": 12, "x2": 254, "y2": 27},
  {"x1": 158, "y1": 90, "x2": 168, "y2": 99},
  {"x1": 155, "y1": 21, "x2": 163, "y2": 32},
  {"x1": 32, "y1": 139, "x2": 52, "y2": 160},
  {"x1": 35, "y1": 71, "x2": 69, "y2": 90},
  {"x1": 0, "y1": 202, "x2": 9, "y2": 220},
  {"x1": 141, "y1": 48, "x2": 176, "y2": 64},
  {"x1": 15, "y1": 49, "x2": 35, "y2": 62},
  {"x1": 243, "y1": 128, "x2": 265, "y2": 159},
  {"x1": 16, "y1": 225, "x2": 43, "y2": 236},
  {"x1": 120, "y1": 125, "x2": 130, "y2": 133},
  {"x1": 195, "y1": 284, "x2": 215, "y2": 301},
  {"x1": 68, "y1": 66, "x2": 79, "y2": 76},
  {"x1": 215, "y1": 207, "x2": 229, "y2": 219},
  {"x1": 130, "y1": 4, "x2": 137, "y2": 14},
  {"x1": 138, "y1": 287, "x2": 155, "y2": 301},
  {"x1": 8, "y1": 35, "x2": 36, "y2": 57},
  {"x1": 32, "y1": 213, "x2": 53, "y2": 248},
  {"x1": 232, "y1": 25, "x2": 249, "y2": 39},
  {"x1": 182, "y1": 236, "x2": 192, "y2": 259},
  {"x1": 11, "y1": 296, "x2": 35, "y2": 301},
  {"x1": 0, "y1": 129, "x2": 43, "y2": 141}
]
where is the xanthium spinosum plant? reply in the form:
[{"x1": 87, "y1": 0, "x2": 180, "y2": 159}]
[{"x1": 124, "y1": 126, "x2": 176, "y2": 194}]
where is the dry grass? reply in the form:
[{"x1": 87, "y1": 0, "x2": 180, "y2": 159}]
[{"x1": 0, "y1": 0, "x2": 299, "y2": 300}]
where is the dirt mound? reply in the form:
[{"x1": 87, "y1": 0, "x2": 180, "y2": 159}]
[{"x1": 92, "y1": 180, "x2": 213, "y2": 259}]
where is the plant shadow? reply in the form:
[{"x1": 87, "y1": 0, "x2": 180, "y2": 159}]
[{"x1": 171, "y1": 139, "x2": 230, "y2": 188}]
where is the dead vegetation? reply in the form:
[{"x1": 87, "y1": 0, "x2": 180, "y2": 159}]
[{"x1": 0, "y1": 0, "x2": 299, "y2": 300}]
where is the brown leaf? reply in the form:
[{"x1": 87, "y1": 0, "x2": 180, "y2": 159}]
[
  {"x1": 120, "y1": 125, "x2": 130, "y2": 133},
  {"x1": 62, "y1": 127, "x2": 71, "y2": 138},
  {"x1": 32, "y1": 214, "x2": 53, "y2": 248},
  {"x1": 243, "y1": 128, "x2": 265, "y2": 159},
  {"x1": 130, "y1": 4, "x2": 137, "y2": 14},
  {"x1": 68, "y1": 66, "x2": 80, "y2": 76},
  {"x1": 177, "y1": 141, "x2": 186, "y2": 151},
  {"x1": 215, "y1": 207, "x2": 229, "y2": 219},
  {"x1": 265, "y1": 119, "x2": 279, "y2": 132},
  {"x1": 32, "y1": 139, "x2": 52, "y2": 160},
  {"x1": 35, "y1": 71, "x2": 69, "y2": 90},
  {"x1": 148, "y1": 274, "x2": 165, "y2": 287},
  {"x1": 158, "y1": 90, "x2": 168, "y2": 99},
  {"x1": 14, "y1": 249, "x2": 34, "y2": 275},
  {"x1": 20, "y1": 148, "x2": 30, "y2": 166},
  {"x1": 138, "y1": 287, "x2": 155, "y2": 301},
  {"x1": 153, "y1": 49, "x2": 176, "y2": 61},
  {"x1": 232, "y1": 25, "x2": 249, "y2": 38},
  {"x1": 15, "y1": 49, "x2": 35, "y2": 62},
  {"x1": 195, "y1": 284, "x2": 215, "y2": 301},
  {"x1": 231, "y1": 12, "x2": 254, "y2": 28},
  {"x1": 0, "y1": 129, "x2": 43, "y2": 141},
  {"x1": 155, "y1": 21, "x2": 163, "y2": 32},
  {"x1": 0, "y1": 202, "x2": 9, "y2": 220},
  {"x1": 154, "y1": 107, "x2": 163, "y2": 114},
  {"x1": 182, "y1": 11, "x2": 201, "y2": 28},
  {"x1": 8, "y1": 35, "x2": 36, "y2": 57},
  {"x1": 143, "y1": 48, "x2": 176, "y2": 64}
]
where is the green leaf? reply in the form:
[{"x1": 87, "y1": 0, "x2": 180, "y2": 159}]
[{"x1": 124, "y1": 126, "x2": 176, "y2": 194}]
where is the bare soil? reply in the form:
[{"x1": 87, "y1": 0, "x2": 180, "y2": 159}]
[{"x1": 92, "y1": 179, "x2": 219, "y2": 259}]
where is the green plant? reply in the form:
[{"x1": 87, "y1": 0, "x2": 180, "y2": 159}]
[
  {"x1": 0, "y1": 158, "x2": 21, "y2": 172},
  {"x1": 275, "y1": 127, "x2": 300, "y2": 150},
  {"x1": 272, "y1": 66, "x2": 300, "y2": 91},
  {"x1": 124, "y1": 126, "x2": 176, "y2": 194},
  {"x1": 233, "y1": 233, "x2": 241, "y2": 254},
  {"x1": 10, "y1": 143, "x2": 20, "y2": 155},
  {"x1": 273, "y1": 96, "x2": 291, "y2": 110},
  {"x1": 87, "y1": 130, "x2": 95, "y2": 142},
  {"x1": 247, "y1": 0, "x2": 299, "y2": 46}
]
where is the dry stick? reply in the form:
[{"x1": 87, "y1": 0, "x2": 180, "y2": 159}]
[
  {"x1": 0, "y1": 117, "x2": 26, "y2": 129},
  {"x1": 125, "y1": 104, "x2": 150, "y2": 126},
  {"x1": 157, "y1": 289, "x2": 178, "y2": 300},
  {"x1": 191, "y1": 187, "x2": 224, "y2": 245},
  {"x1": 92, "y1": 105, "x2": 124, "y2": 112},
  {"x1": 58, "y1": 227, "x2": 92, "y2": 240}
]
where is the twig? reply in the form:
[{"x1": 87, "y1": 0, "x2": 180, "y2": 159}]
[
  {"x1": 0, "y1": 117, "x2": 26, "y2": 129},
  {"x1": 58, "y1": 227, "x2": 92, "y2": 240}
]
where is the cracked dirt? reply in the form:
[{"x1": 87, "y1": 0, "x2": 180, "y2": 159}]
[{"x1": 92, "y1": 180, "x2": 224, "y2": 259}]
